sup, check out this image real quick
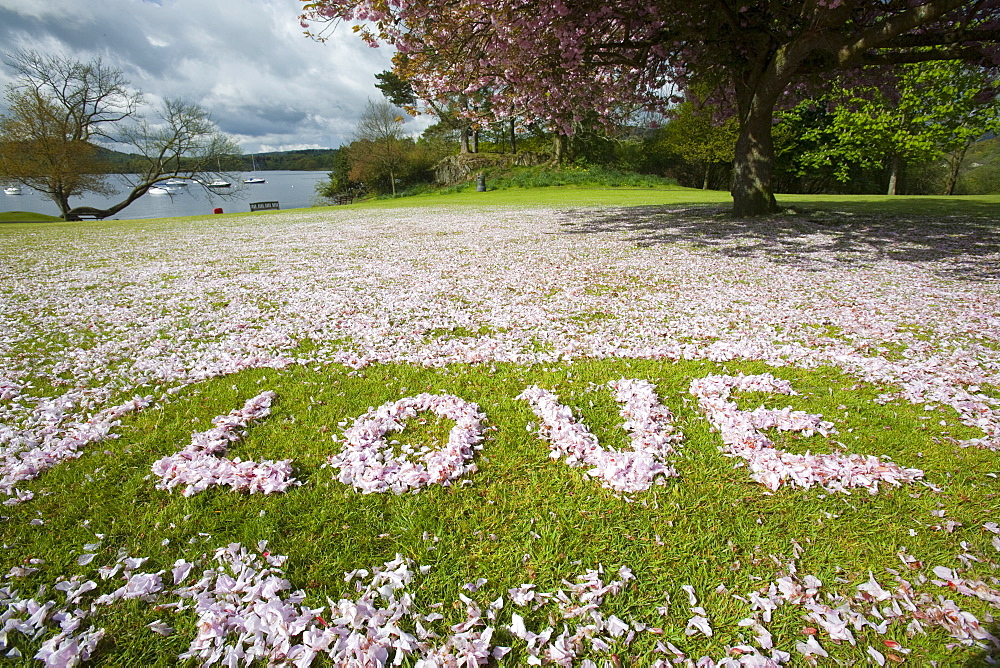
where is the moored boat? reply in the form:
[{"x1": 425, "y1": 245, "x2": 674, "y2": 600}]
[
  {"x1": 244, "y1": 154, "x2": 265, "y2": 183},
  {"x1": 148, "y1": 184, "x2": 181, "y2": 195}
]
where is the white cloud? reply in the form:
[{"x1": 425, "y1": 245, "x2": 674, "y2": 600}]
[
  {"x1": 0, "y1": 0, "x2": 397, "y2": 151},
  {"x1": 258, "y1": 143, "x2": 326, "y2": 152}
]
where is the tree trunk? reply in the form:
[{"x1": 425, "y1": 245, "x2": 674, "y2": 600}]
[
  {"x1": 460, "y1": 126, "x2": 470, "y2": 154},
  {"x1": 471, "y1": 129, "x2": 479, "y2": 154},
  {"x1": 887, "y1": 154, "x2": 901, "y2": 195},
  {"x1": 55, "y1": 190, "x2": 72, "y2": 220},
  {"x1": 702, "y1": 163, "x2": 711, "y2": 190},
  {"x1": 731, "y1": 98, "x2": 779, "y2": 216},
  {"x1": 64, "y1": 184, "x2": 160, "y2": 220},
  {"x1": 944, "y1": 140, "x2": 972, "y2": 195},
  {"x1": 510, "y1": 118, "x2": 517, "y2": 154},
  {"x1": 552, "y1": 134, "x2": 566, "y2": 164},
  {"x1": 390, "y1": 169, "x2": 396, "y2": 196}
]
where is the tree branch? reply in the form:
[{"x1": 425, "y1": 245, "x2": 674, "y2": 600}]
[
  {"x1": 852, "y1": 46, "x2": 990, "y2": 66},
  {"x1": 885, "y1": 28, "x2": 1000, "y2": 48},
  {"x1": 833, "y1": 0, "x2": 970, "y2": 66}
]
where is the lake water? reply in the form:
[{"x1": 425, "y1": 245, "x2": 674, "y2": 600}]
[{"x1": 0, "y1": 171, "x2": 332, "y2": 220}]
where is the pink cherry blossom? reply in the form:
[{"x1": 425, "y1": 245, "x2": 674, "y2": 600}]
[
  {"x1": 329, "y1": 393, "x2": 486, "y2": 493},
  {"x1": 690, "y1": 373, "x2": 924, "y2": 494},
  {"x1": 151, "y1": 391, "x2": 297, "y2": 496}
]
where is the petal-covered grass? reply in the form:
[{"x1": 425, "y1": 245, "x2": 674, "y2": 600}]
[
  {"x1": 0, "y1": 191, "x2": 998, "y2": 665},
  {"x1": 2, "y1": 360, "x2": 997, "y2": 666}
]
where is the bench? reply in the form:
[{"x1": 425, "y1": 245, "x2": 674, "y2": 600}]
[
  {"x1": 72, "y1": 212, "x2": 108, "y2": 221},
  {"x1": 336, "y1": 194, "x2": 355, "y2": 205},
  {"x1": 249, "y1": 201, "x2": 280, "y2": 212}
]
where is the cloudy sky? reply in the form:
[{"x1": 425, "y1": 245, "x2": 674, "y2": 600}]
[{"x1": 0, "y1": 0, "x2": 420, "y2": 152}]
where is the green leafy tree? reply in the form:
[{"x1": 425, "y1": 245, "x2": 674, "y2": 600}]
[
  {"x1": 954, "y1": 137, "x2": 1000, "y2": 193},
  {"x1": 340, "y1": 99, "x2": 441, "y2": 196},
  {"x1": 347, "y1": 99, "x2": 410, "y2": 196},
  {"x1": 317, "y1": 148, "x2": 358, "y2": 198},
  {"x1": 780, "y1": 63, "x2": 1000, "y2": 195},
  {"x1": 656, "y1": 103, "x2": 738, "y2": 189}
]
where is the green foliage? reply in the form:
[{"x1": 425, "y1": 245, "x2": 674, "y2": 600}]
[
  {"x1": 653, "y1": 103, "x2": 738, "y2": 188},
  {"x1": 482, "y1": 165, "x2": 679, "y2": 189},
  {"x1": 334, "y1": 99, "x2": 442, "y2": 196},
  {"x1": 776, "y1": 63, "x2": 1000, "y2": 195},
  {"x1": 956, "y1": 137, "x2": 1000, "y2": 195},
  {"x1": 0, "y1": 88, "x2": 118, "y2": 201},
  {"x1": 315, "y1": 147, "x2": 357, "y2": 197},
  {"x1": 375, "y1": 69, "x2": 418, "y2": 108},
  {"x1": 318, "y1": 138, "x2": 443, "y2": 199},
  {"x1": 476, "y1": 128, "x2": 552, "y2": 156}
]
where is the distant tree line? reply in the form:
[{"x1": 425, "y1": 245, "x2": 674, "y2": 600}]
[
  {"x1": 239, "y1": 149, "x2": 339, "y2": 172},
  {"x1": 94, "y1": 148, "x2": 338, "y2": 173}
]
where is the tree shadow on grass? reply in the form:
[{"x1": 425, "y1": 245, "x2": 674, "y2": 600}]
[{"x1": 556, "y1": 203, "x2": 1000, "y2": 282}]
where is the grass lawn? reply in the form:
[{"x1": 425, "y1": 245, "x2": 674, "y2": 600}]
[
  {"x1": 0, "y1": 211, "x2": 62, "y2": 223},
  {"x1": 346, "y1": 185, "x2": 1000, "y2": 215},
  {"x1": 0, "y1": 188, "x2": 998, "y2": 666}
]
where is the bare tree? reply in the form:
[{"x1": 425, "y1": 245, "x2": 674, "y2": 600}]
[
  {"x1": 349, "y1": 99, "x2": 408, "y2": 196},
  {"x1": 0, "y1": 50, "x2": 240, "y2": 220}
]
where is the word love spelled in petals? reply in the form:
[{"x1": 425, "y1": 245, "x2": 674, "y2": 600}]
[
  {"x1": 151, "y1": 390, "x2": 297, "y2": 496},
  {"x1": 690, "y1": 373, "x2": 923, "y2": 494},
  {"x1": 518, "y1": 379, "x2": 681, "y2": 493},
  {"x1": 329, "y1": 393, "x2": 486, "y2": 494}
]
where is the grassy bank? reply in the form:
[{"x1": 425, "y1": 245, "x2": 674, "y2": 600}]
[
  {"x1": 0, "y1": 211, "x2": 62, "y2": 223},
  {"x1": 346, "y1": 184, "x2": 1000, "y2": 217},
  {"x1": 7, "y1": 186, "x2": 1000, "y2": 224}
]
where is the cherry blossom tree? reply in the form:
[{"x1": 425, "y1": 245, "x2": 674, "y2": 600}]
[{"x1": 301, "y1": 0, "x2": 1000, "y2": 215}]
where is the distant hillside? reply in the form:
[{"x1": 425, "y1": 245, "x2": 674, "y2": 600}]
[
  {"x1": 94, "y1": 146, "x2": 339, "y2": 172},
  {"x1": 242, "y1": 149, "x2": 339, "y2": 171}
]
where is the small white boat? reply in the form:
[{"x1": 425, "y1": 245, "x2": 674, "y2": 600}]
[
  {"x1": 206, "y1": 180, "x2": 231, "y2": 189},
  {"x1": 148, "y1": 185, "x2": 180, "y2": 195},
  {"x1": 3, "y1": 186, "x2": 22, "y2": 195},
  {"x1": 244, "y1": 177, "x2": 266, "y2": 184},
  {"x1": 163, "y1": 179, "x2": 189, "y2": 187}
]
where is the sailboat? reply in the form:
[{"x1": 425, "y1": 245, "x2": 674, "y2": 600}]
[
  {"x1": 244, "y1": 154, "x2": 266, "y2": 184},
  {"x1": 205, "y1": 157, "x2": 232, "y2": 188}
]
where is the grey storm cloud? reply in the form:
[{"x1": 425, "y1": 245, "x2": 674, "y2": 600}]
[
  {"x1": 217, "y1": 105, "x2": 310, "y2": 137},
  {"x1": 0, "y1": 0, "x2": 410, "y2": 152}
]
